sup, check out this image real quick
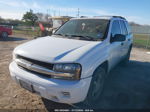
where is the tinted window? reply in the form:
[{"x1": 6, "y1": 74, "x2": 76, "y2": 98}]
[
  {"x1": 111, "y1": 20, "x2": 121, "y2": 37},
  {"x1": 125, "y1": 21, "x2": 132, "y2": 34},
  {"x1": 120, "y1": 21, "x2": 128, "y2": 35}
]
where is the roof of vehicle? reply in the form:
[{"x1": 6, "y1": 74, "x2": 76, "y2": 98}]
[
  {"x1": 71, "y1": 16, "x2": 126, "y2": 21},
  {"x1": 0, "y1": 25, "x2": 12, "y2": 29}
]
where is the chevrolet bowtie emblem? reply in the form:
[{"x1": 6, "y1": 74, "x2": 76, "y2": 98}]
[{"x1": 25, "y1": 63, "x2": 33, "y2": 69}]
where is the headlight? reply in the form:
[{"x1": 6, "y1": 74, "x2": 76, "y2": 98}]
[{"x1": 53, "y1": 63, "x2": 81, "y2": 80}]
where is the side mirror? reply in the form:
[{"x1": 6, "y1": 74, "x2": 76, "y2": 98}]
[{"x1": 111, "y1": 34, "x2": 126, "y2": 42}]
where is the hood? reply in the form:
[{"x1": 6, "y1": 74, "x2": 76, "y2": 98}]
[{"x1": 14, "y1": 36, "x2": 100, "y2": 63}]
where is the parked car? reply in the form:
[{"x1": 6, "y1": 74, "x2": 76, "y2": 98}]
[
  {"x1": 0, "y1": 25, "x2": 12, "y2": 38},
  {"x1": 9, "y1": 16, "x2": 133, "y2": 106}
]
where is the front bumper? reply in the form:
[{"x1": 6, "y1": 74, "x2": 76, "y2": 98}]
[{"x1": 9, "y1": 61, "x2": 92, "y2": 104}]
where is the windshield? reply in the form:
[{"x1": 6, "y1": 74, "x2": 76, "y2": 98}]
[{"x1": 54, "y1": 19, "x2": 109, "y2": 41}]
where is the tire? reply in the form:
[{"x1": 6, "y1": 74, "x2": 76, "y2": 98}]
[
  {"x1": 84, "y1": 66, "x2": 106, "y2": 108},
  {"x1": 121, "y1": 46, "x2": 132, "y2": 66},
  {"x1": 1, "y1": 32, "x2": 8, "y2": 38}
]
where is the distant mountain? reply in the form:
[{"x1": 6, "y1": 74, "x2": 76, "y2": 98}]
[
  {"x1": 129, "y1": 22, "x2": 141, "y2": 26},
  {"x1": 129, "y1": 22, "x2": 150, "y2": 34}
]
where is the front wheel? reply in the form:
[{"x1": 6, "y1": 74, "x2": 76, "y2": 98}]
[{"x1": 84, "y1": 66, "x2": 106, "y2": 108}]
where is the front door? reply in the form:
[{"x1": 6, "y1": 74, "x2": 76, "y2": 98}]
[{"x1": 109, "y1": 20, "x2": 123, "y2": 69}]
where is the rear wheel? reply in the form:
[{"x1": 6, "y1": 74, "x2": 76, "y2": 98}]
[
  {"x1": 84, "y1": 66, "x2": 106, "y2": 108},
  {"x1": 1, "y1": 32, "x2": 8, "y2": 38}
]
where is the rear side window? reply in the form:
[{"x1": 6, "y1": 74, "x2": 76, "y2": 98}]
[
  {"x1": 125, "y1": 21, "x2": 132, "y2": 34},
  {"x1": 120, "y1": 21, "x2": 128, "y2": 35},
  {"x1": 111, "y1": 20, "x2": 121, "y2": 37}
]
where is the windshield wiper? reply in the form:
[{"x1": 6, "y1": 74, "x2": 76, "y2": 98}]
[
  {"x1": 66, "y1": 34, "x2": 98, "y2": 41},
  {"x1": 53, "y1": 33, "x2": 71, "y2": 38},
  {"x1": 53, "y1": 34, "x2": 100, "y2": 41},
  {"x1": 53, "y1": 33, "x2": 64, "y2": 36}
]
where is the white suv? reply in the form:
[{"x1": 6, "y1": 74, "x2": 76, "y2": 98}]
[{"x1": 9, "y1": 16, "x2": 133, "y2": 106}]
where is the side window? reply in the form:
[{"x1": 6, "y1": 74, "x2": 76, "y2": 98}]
[
  {"x1": 120, "y1": 21, "x2": 128, "y2": 35},
  {"x1": 125, "y1": 21, "x2": 132, "y2": 34},
  {"x1": 111, "y1": 20, "x2": 121, "y2": 37}
]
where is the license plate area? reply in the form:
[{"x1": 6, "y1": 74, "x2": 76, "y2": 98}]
[{"x1": 19, "y1": 80, "x2": 35, "y2": 93}]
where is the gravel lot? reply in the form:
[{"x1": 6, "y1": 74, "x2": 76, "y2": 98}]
[{"x1": 0, "y1": 36, "x2": 150, "y2": 111}]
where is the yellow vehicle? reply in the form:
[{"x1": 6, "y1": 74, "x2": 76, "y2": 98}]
[
  {"x1": 38, "y1": 16, "x2": 72, "y2": 37},
  {"x1": 49, "y1": 16, "x2": 72, "y2": 29}
]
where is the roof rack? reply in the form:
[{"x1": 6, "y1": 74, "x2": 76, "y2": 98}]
[
  {"x1": 112, "y1": 16, "x2": 126, "y2": 20},
  {"x1": 93, "y1": 16, "x2": 126, "y2": 20}
]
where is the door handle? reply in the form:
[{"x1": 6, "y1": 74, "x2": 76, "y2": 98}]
[{"x1": 121, "y1": 42, "x2": 124, "y2": 46}]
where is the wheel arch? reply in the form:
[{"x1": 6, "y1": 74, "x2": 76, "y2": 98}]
[{"x1": 93, "y1": 60, "x2": 109, "y2": 76}]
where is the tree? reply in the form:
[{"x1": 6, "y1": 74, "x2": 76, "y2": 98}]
[
  {"x1": 36, "y1": 13, "x2": 51, "y2": 22},
  {"x1": 0, "y1": 16, "x2": 4, "y2": 22},
  {"x1": 22, "y1": 9, "x2": 38, "y2": 26}
]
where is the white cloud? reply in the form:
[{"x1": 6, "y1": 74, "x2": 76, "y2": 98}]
[
  {"x1": 0, "y1": 10, "x2": 23, "y2": 20},
  {"x1": 125, "y1": 16, "x2": 142, "y2": 22},
  {"x1": 89, "y1": 9, "x2": 115, "y2": 16},
  {"x1": 0, "y1": 0, "x2": 149, "y2": 25},
  {"x1": 0, "y1": 0, "x2": 40, "y2": 9},
  {"x1": 0, "y1": 1, "x2": 20, "y2": 7},
  {"x1": 32, "y1": 2, "x2": 41, "y2": 9},
  {"x1": 21, "y1": 1, "x2": 29, "y2": 8},
  {"x1": 88, "y1": 9, "x2": 148, "y2": 25}
]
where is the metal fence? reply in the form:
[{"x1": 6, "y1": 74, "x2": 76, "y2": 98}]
[
  {"x1": 12, "y1": 26, "x2": 40, "y2": 37},
  {"x1": 131, "y1": 26, "x2": 150, "y2": 49}
]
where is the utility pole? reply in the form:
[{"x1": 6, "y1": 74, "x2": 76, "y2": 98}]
[
  {"x1": 46, "y1": 9, "x2": 49, "y2": 22},
  {"x1": 77, "y1": 8, "x2": 80, "y2": 17},
  {"x1": 59, "y1": 8, "x2": 60, "y2": 16},
  {"x1": 47, "y1": 9, "x2": 48, "y2": 15},
  {"x1": 66, "y1": 8, "x2": 68, "y2": 16},
  {"x1": 53, "y1": 11, "x2": 56, "y2": 16}
]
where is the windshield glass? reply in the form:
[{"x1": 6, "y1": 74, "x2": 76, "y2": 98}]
[{"x1": 54, "y1": 19, "x2": 109, "y2": 41}]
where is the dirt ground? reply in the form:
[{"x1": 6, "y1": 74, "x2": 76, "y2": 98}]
[{"x1": 0, "y1": 35, "x2": 150, "y2": 111}]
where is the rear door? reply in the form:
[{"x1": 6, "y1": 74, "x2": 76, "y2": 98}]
[
  {"x1": 119, "y1": 20, "x2": 130, "y2": 57},
  {"x1": 125, "y1": 21, "x2": 133, "y2": 46}
]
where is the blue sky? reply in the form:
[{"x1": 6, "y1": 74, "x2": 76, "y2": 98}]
[{"x1": 0, "y1": 0, "x2": 150, "y2": 25}]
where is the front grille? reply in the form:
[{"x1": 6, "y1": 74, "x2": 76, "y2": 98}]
[
  {"x1": 17, "y1": 55, "x2": 54, "y2": 70},
  {"x1": 16, "y1": 55, "x2": 70, "y2": 79},
  {"x1": 18, "y1": 65, "x2": 52, "y2": 78}
]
